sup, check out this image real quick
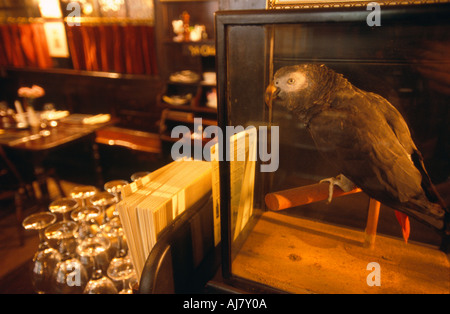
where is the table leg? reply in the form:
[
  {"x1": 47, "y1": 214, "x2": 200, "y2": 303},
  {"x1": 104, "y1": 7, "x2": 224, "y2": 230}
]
[
  {"x1": 91, "y1": 141, "x2": 104, "y2": 188},
  {"x1": 33, "y1": 163, "x2": 51, "y2": 210}
]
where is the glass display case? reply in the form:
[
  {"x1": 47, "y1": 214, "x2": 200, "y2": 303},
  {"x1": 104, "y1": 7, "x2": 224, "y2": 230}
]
[{"x1": 215, "y1": 3, "x2": 450, "y2": 294}]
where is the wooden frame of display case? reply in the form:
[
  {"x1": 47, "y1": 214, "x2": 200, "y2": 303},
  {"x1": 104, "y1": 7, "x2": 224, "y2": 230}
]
[
  {"x1": 215, "y1": 2, "x2": 450, "y2": 293},
  {"x1": 266, "y1": 0, "x2": 448, "y2": 9}
]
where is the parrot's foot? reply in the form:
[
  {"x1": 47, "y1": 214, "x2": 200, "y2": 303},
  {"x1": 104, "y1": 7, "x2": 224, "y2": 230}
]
[{"x1": 320, "y1": 174, "x2": 355, "y2": 203}]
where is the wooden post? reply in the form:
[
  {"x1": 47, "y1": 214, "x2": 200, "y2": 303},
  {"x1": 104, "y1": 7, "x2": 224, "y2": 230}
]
[{"x1": 364, "y1": 198, "x2": 381, "y2": 249}]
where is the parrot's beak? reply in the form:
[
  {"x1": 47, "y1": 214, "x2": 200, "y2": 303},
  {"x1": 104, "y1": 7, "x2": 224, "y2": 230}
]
[{"x1": 265, "y1": 83, "x2": 279, "y2": 108}]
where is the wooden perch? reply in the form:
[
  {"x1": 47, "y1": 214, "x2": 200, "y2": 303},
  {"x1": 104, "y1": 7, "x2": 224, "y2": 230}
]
[
  {"x1": 265, "y1": 182, "x2": 382, "y2": 249},
  {"x1": 265, "y1": 182, "x2": 362, "y2": 211}
]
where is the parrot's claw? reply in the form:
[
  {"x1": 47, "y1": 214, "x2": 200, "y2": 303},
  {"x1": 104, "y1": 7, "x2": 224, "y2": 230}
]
[
  {"x1": 320, "y1": 174, "x2": 355, "y2": 203},
  {"x1": 319, "y1": 177, "x2": 336, "y2": 203}
]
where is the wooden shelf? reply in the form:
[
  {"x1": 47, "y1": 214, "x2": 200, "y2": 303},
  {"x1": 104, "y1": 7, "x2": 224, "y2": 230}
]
[
  {"x1": 160, "y1": 103, "x2": 216, "y2": 114},
  {"x1": 154, "y1": 0, "x2": 218, "y2": 153},
  {"x1": 4, "y1": 66, "x2": 160, "y2": 81},
  {"x1": 162, "y1": 111, "x2": 217, "y2": 126},
  {"x1": 163, "y1": 39, "x2": 215, "y2": 45}
]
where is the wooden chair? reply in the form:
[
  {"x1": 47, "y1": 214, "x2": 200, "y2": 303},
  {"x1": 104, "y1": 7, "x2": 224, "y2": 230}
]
[
  {"x1": 95, "y1": 126, "x2": 162, "y2": 155},
  {"x1": 0, "y1": 146, "x2": 37, "y2": 246}
]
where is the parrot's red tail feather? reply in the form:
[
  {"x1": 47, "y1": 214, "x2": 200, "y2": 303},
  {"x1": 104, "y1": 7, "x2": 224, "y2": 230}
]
[{"x1": 395, "y1": 210, "x2": 410, "y2": 243}]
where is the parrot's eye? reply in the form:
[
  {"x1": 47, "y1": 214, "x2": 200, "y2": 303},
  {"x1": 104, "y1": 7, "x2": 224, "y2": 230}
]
[{"x1": 287, "y1": 78, "x2": 295, "y2": 85}]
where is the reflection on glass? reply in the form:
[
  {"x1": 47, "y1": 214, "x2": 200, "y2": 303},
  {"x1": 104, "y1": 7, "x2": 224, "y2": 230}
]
[
  {"x1": 104, "y1": 179, "x2": 129, "y2": 217},
  {"x1": 22, "y1": 212, "x2": 61, "y2": 294},
  {"x1": 48, "y1": 197, "x2": 78, "y2": 221},
  {"x1": 71, "y1": 206, "x2": 101, "y2": 241},
  {"x1": 77, "y1": 237, "x2": 111, "y2": 281},
  {"x1": 78, "y1": 237, "x2": 118, "y2": 294},
  {"x1": 90, "y1": 191, "x2": 116, "y2": 225},
  {"x1": 130, "y1": 171, "x2": 150, "y2": 182},
  {"x1": 70, "y1": 185, "x2": 98, "y2": 209},
  {"x1": 107, "y1": 255, "x2": 136, "y2": 294},
  {"x1": 45, "y1": 221, "x2": 88, "y2": 294}
]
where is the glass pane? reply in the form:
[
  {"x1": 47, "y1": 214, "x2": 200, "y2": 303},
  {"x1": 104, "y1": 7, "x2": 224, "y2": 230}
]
[{"x1": 224, "y1": 12, "x2": 450, "y2": 293}]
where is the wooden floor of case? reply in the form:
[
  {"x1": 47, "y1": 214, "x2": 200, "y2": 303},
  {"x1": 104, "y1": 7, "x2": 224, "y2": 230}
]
[{"x1": 232, "y1": 211, "x2": 450, "y2": 294}]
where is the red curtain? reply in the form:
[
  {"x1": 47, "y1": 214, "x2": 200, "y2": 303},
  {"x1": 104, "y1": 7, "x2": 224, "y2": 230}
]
[
  {"x1": 0, "y1": 23, "x2": 52, "y2": 69},
  {"x1": 66, "y1": 24, "x2": 158, "y2": 75},
  {"x1": 0, "y1": 22, "x2": 157, "y2": 76}
]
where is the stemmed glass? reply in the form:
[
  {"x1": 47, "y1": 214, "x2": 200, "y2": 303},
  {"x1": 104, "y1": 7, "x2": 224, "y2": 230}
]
[
  {"x1": 104, "y1": 180, "x2": 128, "y2": 203},
  {"x1": 77, "y1": 237, "x2": 118, "y2": 294},
  {"x1": 89, "y1": 191, "x2": 116, "y2": 226},
  {"x1": 70, "y1": 186, "x2": 98, "y2": 209},
  {"x1": 104, "y1": 179, "x2": 129, "y2": 217},
  {"x1": 71, "y1": 206, "x2": 101, "y2": 241},
  {"x1": 107, "y1": 255, "x2": 136, "y2": 294},
  {"x1": 45, "y1": 221, "x2": 88, "y2": 294},
  {"x1": 77, "y1": 236, "x2": 112, "y2": 282},
  {"x1": 127, "y1": 272, "x2": 139, "y2": 293},
  {"x1": 100, "y1": 216, "x2": 123, "y2": 264},
  {"x1": 130, "y1": 171, "x2": 150, "y2": 182},
  {"x1": 104, "y1": 217, "x2": 135, "y2": 293},
  {"x1": 48, "y1": 198, "x2": 78, "y2": 221},
  {"x1": 73, "y1": 207, "x2": 117, "y2": 267},
  {"x1": 22, "y1": 212, "x2": 61, "y2": 294}
]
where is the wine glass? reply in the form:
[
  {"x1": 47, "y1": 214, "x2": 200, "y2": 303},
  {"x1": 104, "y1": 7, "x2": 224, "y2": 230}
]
[
  {"x1": 78, "y1": 237, "x2": 118, "y2": 294},
  {"x1": 71, "y1": 206, "x2": 101, "y2": 241},
  {"x1": 103, "y1": 216, "x2": 135, "y2": 293},
  {"x1": 22, "y1": 212, "x2": 61, "y2": 294},
  {"x1": 127, "y1": 272, "x2": 139, "y2": 293},
  {"x1": 104, "y1": 179, "x2": 129, "y2": 217},
  {"x1": 72, "y1": 205, "x2": 116, "y2": 262},
  {"x1": 77, "y1": 236, "x2": 112, "y2": 282},
  {"x1": 48, "y1": 197, "x2": 78, "y2": 221},
  {"x1": 130, "y1": 171, "x2": 150, "y2": 182},
  {"x1": 104, "y1": 180, "x2": 128, "y2": 203},
  {"x1": 107, "y1": 255, "x2": 137, "y2": 294},
  {"x1": 89, "y1": 191, "x2": 116, "y2": 226},
  {"x1": 106, "y1": 216, "x2": 131, "y2": 254},
  {"x1": 70, "y1": 186, "x2": 98, "y2": 209},
  {"x1": 45, "y1": 221, "x2": 89, "y2": 294}
]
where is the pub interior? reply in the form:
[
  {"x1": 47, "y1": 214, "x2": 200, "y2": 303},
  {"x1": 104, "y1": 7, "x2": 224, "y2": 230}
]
[
  {"x1": 0, "y1": 0, "x2": 225, "y2": 294},
  {"x1": 0, "y1": 0, "x2": 449, "y2": 295}
]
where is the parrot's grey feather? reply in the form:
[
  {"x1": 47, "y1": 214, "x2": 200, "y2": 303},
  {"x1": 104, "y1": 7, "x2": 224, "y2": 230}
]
[{"x1": 267, "y1": 64, "x2": 449, "y2": 233}]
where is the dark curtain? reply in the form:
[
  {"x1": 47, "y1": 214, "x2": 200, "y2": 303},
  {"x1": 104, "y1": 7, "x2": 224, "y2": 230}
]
[
  {"x1": 66, "y1": 23, "x2": 158, "y2": 75},
  {"x1": 0, "y1": 23, "x2": 52, "y2": 69}
]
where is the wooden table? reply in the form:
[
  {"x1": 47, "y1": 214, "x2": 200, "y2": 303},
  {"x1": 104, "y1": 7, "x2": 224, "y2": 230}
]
[
  {"x1": 0, "y1": 120, "x2": 113, "y2": 151},
  {"x1": 0, "y1": 118, "x2": 115, "y2": 206}
]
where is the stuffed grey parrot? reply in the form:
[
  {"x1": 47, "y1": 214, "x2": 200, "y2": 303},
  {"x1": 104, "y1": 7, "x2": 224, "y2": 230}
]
[{"x1": 265, "y1": 64, "x2": 449, "y2": 241}]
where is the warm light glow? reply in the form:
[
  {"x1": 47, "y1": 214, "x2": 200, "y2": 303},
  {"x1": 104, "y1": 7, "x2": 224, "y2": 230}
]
[
  {"x1": 83, "y1": 2, "x2": 93, "y2": 15},
  {"x1": 99, "y1": 0, "x2": 125, "y2": 12},
  {"x1": 38, "y1": 0, "x2": 63, "y2": 18}
]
